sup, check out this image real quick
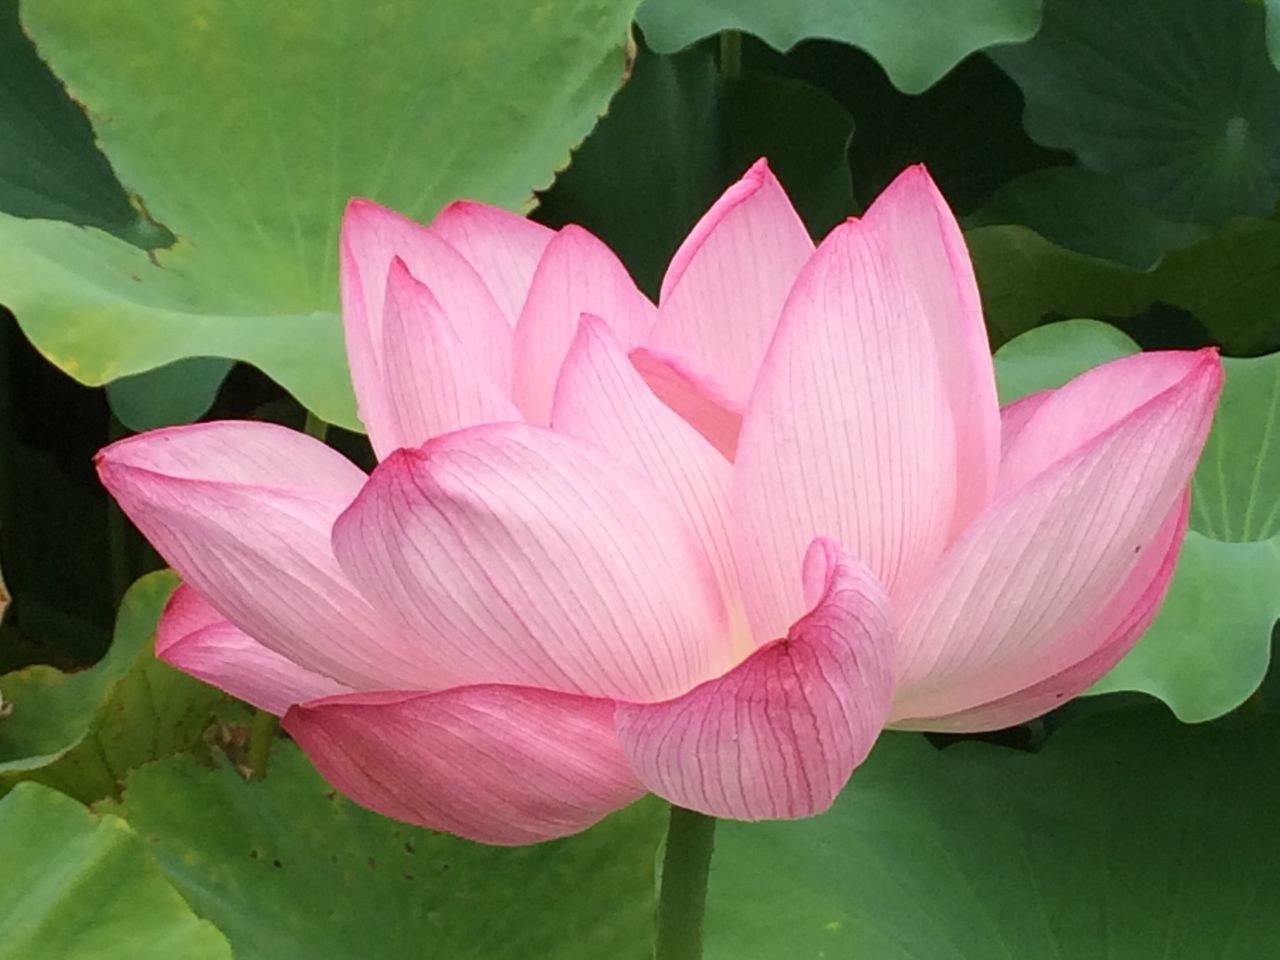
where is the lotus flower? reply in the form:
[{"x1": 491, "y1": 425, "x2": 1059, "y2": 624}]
[{"x1": 98, "y1": 161, "x2": 1220, "y2": 845}]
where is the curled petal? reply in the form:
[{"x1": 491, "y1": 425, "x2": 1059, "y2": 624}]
[
  {"x1": 97, "y1": 421, "x2": 438, "y2": 691},
  {"x1": 511, "y1": 225, "x2": 656, "y2": 425},
  {"x1": 646, "y1": 159, "x2": 813, "y2": 407},
  {"x1": 157, "y1": 584, "x2": 352, "y2": 716},
  {"x1": 892, "y1": 352, "x2": 1221, "y2": 719},
  {"x1": 285, "y1": 686, "x2": 643, "y2": 845},
  {"x1": 429, "y1": 200, "x2": 554, "y2": 325},
  {"x1": 332, "y1": 423, "x2": 732, "y2": 701},
  {"x1": 615, "y1": 540, "x2": 894, "y2": 820}
]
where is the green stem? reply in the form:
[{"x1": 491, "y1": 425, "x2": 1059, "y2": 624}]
[
  {"x1": 303, "y1": 411, "x2": 329, "y2": 442},
  {"x1": 654, "y1": 805, "x2": 717, "y2": 960},
  {"x1": 245, "y1": 709, "x2": 276, "y2": 780},
  {"x1": 718, "y1": 30, "x2": 742, "y2": 80}
]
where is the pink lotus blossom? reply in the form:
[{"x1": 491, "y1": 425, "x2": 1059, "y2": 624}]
[{"x1": 99, "y1": 161, "x2": 1220, "y2": 845}]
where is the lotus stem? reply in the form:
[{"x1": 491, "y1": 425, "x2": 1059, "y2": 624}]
[{"x1": 653, "y1": 804, "x2": 717, "y2": 960}]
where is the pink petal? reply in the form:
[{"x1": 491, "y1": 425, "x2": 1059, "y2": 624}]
[
  {"x1": 998, "y1": 350, "x2": 1215, "y2": 496},
  {"x1": 731, "y1": 215, "x2": 960, "y2": 641},
  {"x1": 552, "y1": 317, "x2": 747, "y2": 654},
  {"x1": 897, "y1": 490, "x2": 1188, "y2": 732},
  {"x1": 428, "y1": 200, "x2": 554, "y2": 325},
  {"x1": 378, "y1": 259, "x2": 520, "y2": 451},
  {"x1": 340, "y1": 199, "x2": 511, "y2": 456},
  {"x1": 97, "y1": 421, "x2": 441, "y2": 691},
  {"x1": 997, "y1": 390, "x2": 1052, "y2": 454},
  {"x1": 331, "y1": 423, "x2": 732, "y2": 701},
  {"x1": 891, "y1": 351, "x2": 1221, "y2": 719},
  {"x1": 510, "y1": 226, "x2": 656, "y2": 425},
  {"x1": 630, "y1": 347, "x2": 743, "y2": 460},
  {"x1": 285, "y1": 686, "x2": 643, "y2": 845},
  {"x1": 614, "y1": 539, "x2": 894, "y2": 820},
  {"x1": 645, "y1": 159, "x2": 813, "y2": 407},
  {"x1": 157, "y1": 584, "x2": 352, "y2": 716},
  {"x1": 863, "y1": 166, "x2": 1000, "y2": 531}
]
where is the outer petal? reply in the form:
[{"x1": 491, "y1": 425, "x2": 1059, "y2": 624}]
[
  {"x1": 645, "y1": 159, "x2": 813, "y2": 407},
  {"x1": 614, "y1": 540, "x2": 894, "y2": 821},
  {"x1": 897, "y1": 490, "x2": 1188, "y2": 732},
  {"x1": 510, "y1": 226, "x2": 656, "y2": 425},
  {"x1": 891, "y1": 350, "x2": 1221, "y2": 719},
  {"x1": 379, "y1": 259, "x2": 520, "y2": 450},
  {"x1": 285, "y1": 686, "x2": 643, "y2": 845},
  {"x1": 340, "y1": 199, "x2": 511, "y2": 456},
  {"x1": 731, "y1": 216, "x2": 958, "y2": 641},
  {"x1": 97, "y1": 421, "x2": 439, "y2": 691},
  {"x1": 863, "y1": 166, "x2": 1000, "y2": 530},
  {"x1": 157, "y1": 584, "x2": 352, "y2": 716},
  {"x1": 428, "y1": 200, "x2": 554, "y2": 324},
  {"x1": 552, "y1": 317, "x2": 747, "y2": 655},
  {"x1": 331, "y1": 423, "x2": 732, "y2": 701},
  {"x1": 630, "y1": 347, "x2": 743, "y2": 460}
]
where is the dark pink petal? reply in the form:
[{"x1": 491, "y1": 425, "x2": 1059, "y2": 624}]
[
  {"x1": 428, "y1": 200, "x2": 554, "y2": 325},
  {"x1": 629, "y1": 347, "x2": 743, "y2": 460},
  {"x1": 895, "y1": 491, "x2": 1188, "y2": 731},
  {"x1": 378, "y1": 259, "x2": 520, "y2": 451},
  {"x1": 331, "y1": 423, "x2": 732, "y2": 701},
  {"x1": 552, "y1": 317, "x2": 746, "y2": 652},
  {"x1": 863, "y1": 166, "x2": 1000, "y2": 530},
  {"x1": 511, "y1": 226, "x2": 656, "y2": 425},
  {"x1": 340, "y1": 199, "x2": 511, "y2": 454},
  {"x1": 891, "y1": 352, "x2": 1221, "y2": 719},
  {"x1": 286, "y1": 686, "x2": 643, "y2": 845},
  {"x1": 645, "y1": 159, "x2": 813, "y2": 407},
  {"x1": 97, "y1": 421, "x2": 441, "y2": 691},
  {"x1": 615, "y1": 540, "x2": 894, "y2": 820},
  {"x1": 157, "y1": 585, "x2": 352, "y2": 716}
]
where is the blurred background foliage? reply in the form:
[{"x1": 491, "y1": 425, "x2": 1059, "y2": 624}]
[{"x1": 0, "y1": 0, "x2": 1277, "y2": 956}]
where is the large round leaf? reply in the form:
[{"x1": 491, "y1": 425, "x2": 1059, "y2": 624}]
[
  {"x1": 1, "y1": 0, "x2": 640, "y2": 430},
  {"x1": 993, "y1": 321, "x2": 1280, "y2": 720},
  {"x1": 989, "y1": 0, "x2": 1280, "y2": 224},
  {"x1": 108, "y1": 744, "x2": 666, "y2": 960},
  {"x1": 637, "y1": 0, "x2": 1043, "y2": 94},
  {"x1": 0, "y1": 782, "x2": 231, "y2": 960},
  {"x1": 706, "y1": 711, "x2": 1280, "y2": 958}
]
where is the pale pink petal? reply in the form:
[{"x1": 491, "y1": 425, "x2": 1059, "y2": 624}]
[
  {"x1": 997, "y1": 390, "x2": 1052, "y2": 454},
  {"x1": 331, "y1": 423, "x2": 732, "y2": 701},
  {"x1": 156, "y1": 584, "x2": 353, "y2": 716},
  {"x1": 731, "y1": 217, "x2": 958, "y2": 641},
  {"x1": 429, "y1": 200, "x2": 554, "y2": 324},
  {"x1": 378, "y1": 259, "x2": 520, "y2": 451},
  {"x1": 863, "y1": 166, "x2": 1000, "y2": 531},
  {"x1": 999, "y1": 351, "x2": 1215, "y2": 496},
  {"x1": 891, "y1": 352, "x2": 1221, "y2": 719},
  {"x1": 510, "y1": 226, "x2": 656, "y2": 425},
  {"x1": 552, "y1": 317, "x2": 747, "y2": 654},
  {"x1": 896, "y1": 491, "x2": 1188, "y2": 732},
  {"x1": 645, "y1": 159, "x2": 813, "y2": 407},
  {"x1": 285, "y1": 686, "x2": 643, "y2": 845},
  {"x1": 614, "y1": 539, "x2": 894, "y2": 820},
  {"x1": 630, "y1": 347, "x2": 743, "y2": 460},
  {"x1": 97, "y1": 421, "x2": 441, "y2": 691},
  {"x1": 340, "y1": 199, "x2": 512, "y2": 454}
]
